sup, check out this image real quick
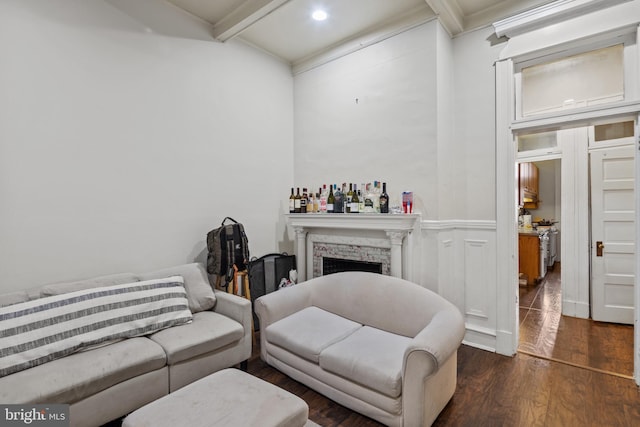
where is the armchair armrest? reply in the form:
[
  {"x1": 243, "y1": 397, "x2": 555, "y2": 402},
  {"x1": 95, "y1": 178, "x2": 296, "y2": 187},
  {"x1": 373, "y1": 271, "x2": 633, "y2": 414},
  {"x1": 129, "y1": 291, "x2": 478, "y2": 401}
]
[
  {"x1": 402, "y1": 307, "x2": 465, "y2": 426},
  {"x1": 254, "y1": 284, "x2": 312, "y2": 330},
  {"x1": 405, "y1": 308, "x2": 465, "y2": 372}
]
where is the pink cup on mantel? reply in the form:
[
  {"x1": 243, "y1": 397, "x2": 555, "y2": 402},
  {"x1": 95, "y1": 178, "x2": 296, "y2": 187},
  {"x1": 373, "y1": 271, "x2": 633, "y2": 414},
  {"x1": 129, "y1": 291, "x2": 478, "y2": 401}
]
[{"x1": 402, "y1": 192, "x2": 413, "y2": 213}]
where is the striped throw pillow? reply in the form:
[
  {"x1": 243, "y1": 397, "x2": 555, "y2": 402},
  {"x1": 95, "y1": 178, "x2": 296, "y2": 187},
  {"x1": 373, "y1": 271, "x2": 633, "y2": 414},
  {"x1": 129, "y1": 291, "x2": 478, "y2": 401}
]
[{"x1": 0, "y1": 276, "x2": 193, "y2": 378}]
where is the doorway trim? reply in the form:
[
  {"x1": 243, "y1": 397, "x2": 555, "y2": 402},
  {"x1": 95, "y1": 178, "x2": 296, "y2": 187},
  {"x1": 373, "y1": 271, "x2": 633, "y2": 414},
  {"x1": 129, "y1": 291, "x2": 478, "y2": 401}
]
[{"x1": 494, "y1": 3, "x2": 640, "y2": 384}]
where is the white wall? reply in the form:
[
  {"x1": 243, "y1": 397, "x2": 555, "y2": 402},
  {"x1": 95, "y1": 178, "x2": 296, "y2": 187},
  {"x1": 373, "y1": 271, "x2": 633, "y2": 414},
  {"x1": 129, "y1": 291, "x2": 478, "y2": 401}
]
[
  {"x1": 451, "y1": 26, "x2": 501, "y2": 221},
  {"x1": 0, "y1": 0, "x2": 294, "y2": 292},
  {"x1": 293, "y1": 21, "x2": 439, "y2": 217}
]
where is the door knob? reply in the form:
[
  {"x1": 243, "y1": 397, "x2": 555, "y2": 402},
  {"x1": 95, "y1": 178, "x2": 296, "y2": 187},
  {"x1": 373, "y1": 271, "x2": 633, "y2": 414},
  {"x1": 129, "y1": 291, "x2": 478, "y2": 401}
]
[{"x1": 596, "y1": 241, "x2": 604, "y2": 257}]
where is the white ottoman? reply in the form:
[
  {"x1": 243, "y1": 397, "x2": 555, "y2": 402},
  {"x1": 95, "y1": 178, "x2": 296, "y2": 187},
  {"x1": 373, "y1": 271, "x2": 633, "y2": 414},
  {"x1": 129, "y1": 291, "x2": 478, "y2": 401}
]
[{"x1": 122, "y1": 368, "x2": 310, "y2": 427}]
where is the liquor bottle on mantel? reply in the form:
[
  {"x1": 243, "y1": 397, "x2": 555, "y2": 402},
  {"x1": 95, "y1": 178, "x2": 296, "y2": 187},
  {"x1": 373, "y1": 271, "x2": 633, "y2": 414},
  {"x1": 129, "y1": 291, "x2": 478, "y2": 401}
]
[
  {"x1": 364, "y1": 183, "x2": 375, "y2": 213},
  {"x1": 307, "y1": 191, "x2": 315, "y2": 213},
  {"x1": 346, "y1": 183, "x2": 354, "y2": 213},
  {"x1": 294, "y1": 187, "x2": 301, "y2": 213},
  {"x1": 333, "y1": 184, "x2": 343, "y2": 213},
  {"x1": 289, "y1": 188, "x2": 295, "y2": 214},
  {"x1": 373, "y1": 181, "x2": 381, "y2": 213},
  {"x1": 319, "y1": 185, "x2": 327, "y2": 213},
  {"x1": 300, "y1": 188, "x2": 308, "y2": 213},
  {"x1": 314, "y1": 190, "x2": 320, "y2": 213},
  {"x1": 326, "y1": 185, "x2": 335, "y2": 213},
  {"x1": 350, "y1": 184, "x2": 360, "y2": 213},
  {"x1": 380, "y1": 182, "x2": 389, "y2": 213}
]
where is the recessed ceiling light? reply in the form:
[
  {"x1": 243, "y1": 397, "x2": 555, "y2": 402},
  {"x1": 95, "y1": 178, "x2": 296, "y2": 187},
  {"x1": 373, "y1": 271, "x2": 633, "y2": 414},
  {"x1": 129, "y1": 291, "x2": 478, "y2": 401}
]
[{"x1": 312, "y1": 9, "x2": 328, "y2": 21}]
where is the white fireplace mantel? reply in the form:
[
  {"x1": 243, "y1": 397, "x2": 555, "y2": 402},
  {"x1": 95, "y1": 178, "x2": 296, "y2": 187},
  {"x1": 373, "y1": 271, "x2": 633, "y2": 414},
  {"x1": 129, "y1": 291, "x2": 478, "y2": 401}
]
[{"x1": 286, "y1": 213, "x2": 420, "y2": 281}]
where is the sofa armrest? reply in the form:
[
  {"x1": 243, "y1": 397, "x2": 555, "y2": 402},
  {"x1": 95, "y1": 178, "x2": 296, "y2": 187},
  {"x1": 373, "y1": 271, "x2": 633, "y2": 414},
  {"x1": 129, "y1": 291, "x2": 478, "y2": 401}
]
[{"x1": 212, "y1": 290, "x2": 252, "y2": 337}]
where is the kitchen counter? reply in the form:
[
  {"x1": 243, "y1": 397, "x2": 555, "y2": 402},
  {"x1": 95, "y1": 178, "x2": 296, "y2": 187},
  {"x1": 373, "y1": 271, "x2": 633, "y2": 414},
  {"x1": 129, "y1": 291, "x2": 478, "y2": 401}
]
[{"x1": 518, "y1": 227, "x2": 540, "y2": 236}]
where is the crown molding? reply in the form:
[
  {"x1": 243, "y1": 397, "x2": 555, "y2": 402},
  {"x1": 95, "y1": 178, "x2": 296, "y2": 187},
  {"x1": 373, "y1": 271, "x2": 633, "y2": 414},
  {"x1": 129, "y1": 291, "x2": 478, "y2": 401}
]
[
  {"x1": 425, "y1": 0, "x2": 464, "y2": 36},
  {"x1": 493, "y1": 0, "x2": 633, "y2": 38}
]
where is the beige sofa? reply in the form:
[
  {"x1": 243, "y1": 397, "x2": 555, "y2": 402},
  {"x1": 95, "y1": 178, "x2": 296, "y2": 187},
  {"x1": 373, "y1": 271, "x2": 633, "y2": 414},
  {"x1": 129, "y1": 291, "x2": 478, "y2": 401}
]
[
  {"x1": 0, "y1": 263, "x2": 252, "y2": 427},
  {"x1": 255, "y1": 271, "x2": 465, "y2": 427}
]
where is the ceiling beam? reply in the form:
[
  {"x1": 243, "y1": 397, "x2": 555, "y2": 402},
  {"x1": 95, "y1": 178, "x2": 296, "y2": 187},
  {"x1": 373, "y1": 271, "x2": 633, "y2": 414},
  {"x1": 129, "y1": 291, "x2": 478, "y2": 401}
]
[
  {"x1": 212, "y1": 0, "x2": 292, "y2": 42},
  {"x1": 425, "y1": 0, "x2": 465, "y2": 35}
]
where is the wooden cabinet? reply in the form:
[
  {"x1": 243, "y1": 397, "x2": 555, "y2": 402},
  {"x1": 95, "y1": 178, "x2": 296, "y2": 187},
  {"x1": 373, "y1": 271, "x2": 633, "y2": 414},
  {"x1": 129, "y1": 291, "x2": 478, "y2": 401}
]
[
  {"x1": 519, "y1": 162, "x2": 539, "y2": 209},
  {"x1": 519, "y1": 233, "x2": 540, "y2": 285}
]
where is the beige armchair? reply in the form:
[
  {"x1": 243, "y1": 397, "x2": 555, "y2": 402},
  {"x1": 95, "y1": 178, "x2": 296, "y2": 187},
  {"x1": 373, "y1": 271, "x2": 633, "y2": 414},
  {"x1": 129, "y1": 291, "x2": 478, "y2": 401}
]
[{"x1": 255, "y1": 271, "x2": 465, "y2": 426}]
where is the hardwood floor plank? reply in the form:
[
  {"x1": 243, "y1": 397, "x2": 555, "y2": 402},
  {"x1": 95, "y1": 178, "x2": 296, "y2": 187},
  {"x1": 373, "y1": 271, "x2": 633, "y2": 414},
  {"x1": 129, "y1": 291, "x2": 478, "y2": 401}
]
[
  {"x1": 518, "y1": 264, "x2": 634, "y2": 377},
  {"x1": 250, "y1": 340, "x2": 640, "y2": 426}
]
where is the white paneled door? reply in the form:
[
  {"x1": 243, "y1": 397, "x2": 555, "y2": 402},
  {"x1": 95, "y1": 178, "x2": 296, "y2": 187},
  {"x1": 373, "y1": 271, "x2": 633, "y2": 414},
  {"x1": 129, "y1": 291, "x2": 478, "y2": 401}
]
[{"x1": 590, "y1": 144, "x2": 635, "y2": 324}]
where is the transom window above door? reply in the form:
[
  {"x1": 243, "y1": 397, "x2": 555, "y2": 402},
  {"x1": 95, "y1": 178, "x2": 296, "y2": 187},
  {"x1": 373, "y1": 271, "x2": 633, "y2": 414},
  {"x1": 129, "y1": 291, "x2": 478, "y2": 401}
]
[{"x1": 520, "y1": 44, "x2": 624, "y2": 117}]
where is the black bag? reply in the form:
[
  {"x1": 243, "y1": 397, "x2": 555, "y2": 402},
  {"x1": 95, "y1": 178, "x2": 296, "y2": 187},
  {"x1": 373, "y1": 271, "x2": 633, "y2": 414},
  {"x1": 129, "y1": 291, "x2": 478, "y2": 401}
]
[
  {"x1": 248, "y1": 252, "x2": 296, "y2": 330},
  {"x1": 206, "y1": 217, "x2": 250, "y2": 287}
]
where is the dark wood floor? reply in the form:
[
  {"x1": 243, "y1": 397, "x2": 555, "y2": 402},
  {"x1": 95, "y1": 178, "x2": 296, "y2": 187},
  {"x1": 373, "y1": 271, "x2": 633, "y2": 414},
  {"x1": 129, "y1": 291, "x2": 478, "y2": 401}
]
[
  {"x1": 249, "y1": 343, "x2": 640, "y2": 426},
  {"x1": 519, "y1": 263, "x2": 634, "y2": 377}
]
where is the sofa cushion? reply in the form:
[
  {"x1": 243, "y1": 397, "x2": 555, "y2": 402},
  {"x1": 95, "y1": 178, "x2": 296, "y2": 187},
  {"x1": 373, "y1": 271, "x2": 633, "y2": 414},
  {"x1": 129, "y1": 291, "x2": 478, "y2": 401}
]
[
  {"x1": 265, "y1": 306, "x2": 362, "y2": 363},
  {"x1": 149, "y1": 310, "x2": 244, "y2": 365},
  {"x1": 319, "y1": 326, "x2": 412, "y2": 398},
  {"x1": 0, "y1": 291, "x2": 29, "y2": 308},
  {"x1": 40, "y1": 272, "x2": 140, "y2": 297},
  {"x1": 0, "y1": 337, "x2": 167, "y2": 404},
  {"x1": 139, "y1": 263, "x2": 215, "y2": 314},
  {"x1": 0, "y1": 276, "x2": 192, "y2": 377}
]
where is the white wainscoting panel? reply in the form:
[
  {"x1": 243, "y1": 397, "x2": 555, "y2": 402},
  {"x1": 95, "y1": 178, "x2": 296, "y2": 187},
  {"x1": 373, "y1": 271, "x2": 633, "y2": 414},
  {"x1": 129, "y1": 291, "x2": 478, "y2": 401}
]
[{"x1": 421, "y1": 220, "x2": 498, "y2": 352}]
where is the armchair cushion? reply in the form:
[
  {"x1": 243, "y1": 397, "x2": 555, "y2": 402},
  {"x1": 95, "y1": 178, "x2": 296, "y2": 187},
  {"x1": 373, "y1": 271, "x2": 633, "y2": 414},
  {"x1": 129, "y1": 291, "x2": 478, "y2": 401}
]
[
  {"x1": 265, "y1": 306, "x2": 361, "y2": 363},
  {"x1": 319, "y1": 326, "x2": 411, "y2": 398}
]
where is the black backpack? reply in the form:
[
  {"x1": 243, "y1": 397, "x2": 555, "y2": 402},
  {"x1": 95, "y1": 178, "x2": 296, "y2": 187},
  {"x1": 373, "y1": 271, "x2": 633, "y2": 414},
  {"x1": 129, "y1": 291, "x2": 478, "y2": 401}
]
[{"x1": 206, "y1": 217, "x2": 250, "y2": 287}]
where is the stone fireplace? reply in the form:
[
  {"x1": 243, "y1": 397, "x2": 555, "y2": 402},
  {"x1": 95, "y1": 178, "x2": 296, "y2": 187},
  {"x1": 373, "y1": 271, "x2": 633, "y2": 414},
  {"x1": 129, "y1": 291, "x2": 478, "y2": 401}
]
[
  {"x1": 313, "y1": 238, "x2": 390, "y2": 277},
  {"x1": 286, "y1": 214, "x2": 420, "y2": 281}
]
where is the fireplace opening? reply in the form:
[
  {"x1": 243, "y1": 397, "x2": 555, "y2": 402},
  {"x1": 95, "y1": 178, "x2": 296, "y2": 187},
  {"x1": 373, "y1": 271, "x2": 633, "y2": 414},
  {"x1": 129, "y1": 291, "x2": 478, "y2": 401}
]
[{"x1": 322, "y1": 257, "x2": 383, "y2": 276}]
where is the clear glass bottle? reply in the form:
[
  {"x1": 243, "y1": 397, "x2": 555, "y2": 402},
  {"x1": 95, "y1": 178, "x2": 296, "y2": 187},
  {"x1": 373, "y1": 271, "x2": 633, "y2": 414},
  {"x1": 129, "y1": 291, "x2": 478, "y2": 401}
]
[
  {"x1": 314, "y1": 191, "x2": 320, "y2": 213},
  {"x1": 364, "y1": 183, "x2": 375, "y2": 213}
]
